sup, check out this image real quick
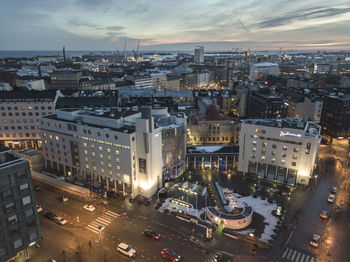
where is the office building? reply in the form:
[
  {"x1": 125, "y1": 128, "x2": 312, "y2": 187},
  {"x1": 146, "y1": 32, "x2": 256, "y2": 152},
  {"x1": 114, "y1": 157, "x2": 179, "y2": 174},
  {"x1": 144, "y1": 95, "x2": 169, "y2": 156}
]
[
  {"x1": 0, "y1": 90, "x2": 62, "y2": 149},
  {"x1": 194, "y1": 46, "x2": 204, "y2": 64},
  {"x1": 40, "y1": 107, "x2": 168, "y2": 198},
  {"x1": 0, "y1": 145, "x2": 42, "y2": 261},
  {"x1": 249, "y1": 62, "x2": 279, "y2": 81},
  {"x1": 238, "y1": 119, "x2": 321, "y2": 185},
  {"x1": 320, "y1": 94, "x2": 350, "y2": 141},
  {"x1": 50, "y1": 69, "x2": 82, "y2": 90}
]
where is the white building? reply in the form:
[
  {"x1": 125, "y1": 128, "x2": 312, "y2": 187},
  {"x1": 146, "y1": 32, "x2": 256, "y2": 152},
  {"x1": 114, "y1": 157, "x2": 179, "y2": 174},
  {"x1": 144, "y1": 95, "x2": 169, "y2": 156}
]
[
  {"x1": 249, "y1": 62, "x2": 279, "y2": 81},
  {"x1": 238, "y1": 119, "x2": 321, "y2": 185},
  {"x1": 0, "y1": 90, "x2": 62, "y2": 149},
  {"x1": 134, "y1": 75, "x2": 153, "y2": 89},
  {"x1": 150, "y1": 73, "x2": 167, "y2": 90},
  {"x1": 40, "y1": 107, "x2": 164, "y2": 198},
  {"x1": 194, "y1": 46, "x2": 204, "y2": 64}
]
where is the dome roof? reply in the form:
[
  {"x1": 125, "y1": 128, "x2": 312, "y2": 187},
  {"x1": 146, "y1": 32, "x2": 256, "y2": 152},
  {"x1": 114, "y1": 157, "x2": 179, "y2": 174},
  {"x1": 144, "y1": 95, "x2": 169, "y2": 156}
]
[{"x1": 205, "y1": 104, "x2": 220, "y2": 116}]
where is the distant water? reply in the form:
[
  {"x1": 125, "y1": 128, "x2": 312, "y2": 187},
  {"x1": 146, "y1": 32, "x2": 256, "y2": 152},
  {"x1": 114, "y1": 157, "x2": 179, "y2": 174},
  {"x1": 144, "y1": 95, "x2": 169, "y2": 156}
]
[{"x1": 0, "y1": 50, "x2": 116, "y2": 59}]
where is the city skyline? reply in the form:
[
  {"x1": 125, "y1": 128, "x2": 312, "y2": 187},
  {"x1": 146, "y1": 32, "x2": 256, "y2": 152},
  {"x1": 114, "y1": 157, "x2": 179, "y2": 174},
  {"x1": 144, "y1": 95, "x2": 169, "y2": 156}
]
[{"x1": 1, "y1": 0, "x2": 350, "y2": 51}]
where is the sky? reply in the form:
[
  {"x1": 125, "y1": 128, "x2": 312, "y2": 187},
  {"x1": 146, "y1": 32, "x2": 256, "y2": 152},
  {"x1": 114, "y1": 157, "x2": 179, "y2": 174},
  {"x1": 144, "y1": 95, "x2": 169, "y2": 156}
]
[{"x1": 0, "y1": 0, "x2": 350, "y2": 51}]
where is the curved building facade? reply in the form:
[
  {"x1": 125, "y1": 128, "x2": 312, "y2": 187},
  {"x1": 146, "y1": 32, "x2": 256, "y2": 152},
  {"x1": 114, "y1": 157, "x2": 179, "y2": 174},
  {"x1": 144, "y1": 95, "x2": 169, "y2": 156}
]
[{"x1": 206, "y1": 206, "x2": 253, "y2": 230}]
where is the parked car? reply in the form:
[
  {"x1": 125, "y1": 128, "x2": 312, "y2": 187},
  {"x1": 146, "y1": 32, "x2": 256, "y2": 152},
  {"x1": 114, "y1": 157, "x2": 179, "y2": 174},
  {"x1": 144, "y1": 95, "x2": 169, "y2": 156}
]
[
  {"x1": 83, "y1": 204, "x2": 95, "y2": 212},
  {"x1": 161, "y1": 248, "x2": 181, "y2": 261},
  {"x1": 117, "y1": 243, "x2": 136, "y2": 257},
  {"x1": 309, "y1": 234, "x2": 320, "y2": 247},
  {"x1": 44, "y1": 212, "x2": 56, "y2": 220},
  {"x1": 331, "y1": 187, "x2": 337, "y2": 194},
  {"x1": 36, "y1": 204, "x2": 43, "y2": 213},
  {"x1": 54, "y1": 217, "x2": 67, "y2": 225},
  {"x1": 34, "y1": 186, "x2": 41, "y2": 191},
  {"x1": 59, "y1": 195, "x2": 68, "y2": 202},
  {"x1": 327, "y1": 194, "x2": 335, "y2": 203},
  {"x1": 320, "y1": 210, "x2": 329, "y2": 219},
  {"x1": 143, "y1": 230, "x2": 160, "y2": 240}
]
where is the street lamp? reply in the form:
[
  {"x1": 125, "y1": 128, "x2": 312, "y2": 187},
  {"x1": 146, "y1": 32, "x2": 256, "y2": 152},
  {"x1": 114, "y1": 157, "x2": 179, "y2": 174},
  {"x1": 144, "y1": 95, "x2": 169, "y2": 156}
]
[{"x1": 97, "y1": 225, "x2": 104, "y2": 262}]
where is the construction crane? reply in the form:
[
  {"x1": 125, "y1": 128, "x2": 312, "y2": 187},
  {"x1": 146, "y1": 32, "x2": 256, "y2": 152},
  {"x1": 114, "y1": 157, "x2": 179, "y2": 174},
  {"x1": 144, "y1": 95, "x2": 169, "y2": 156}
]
[
  {"x1": 123, "y1": 41, "x2": 127, "y2": 53},
  {"x1": 136, "y1": 40, "x2": 140, "y2": 54}
]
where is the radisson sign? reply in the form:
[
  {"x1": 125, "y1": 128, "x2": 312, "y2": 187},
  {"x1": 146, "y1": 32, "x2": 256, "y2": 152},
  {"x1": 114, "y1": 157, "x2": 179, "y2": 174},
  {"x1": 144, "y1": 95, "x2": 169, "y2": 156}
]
[{"x1": 280, "y1": 131, "x2": 302, "y2": 138}]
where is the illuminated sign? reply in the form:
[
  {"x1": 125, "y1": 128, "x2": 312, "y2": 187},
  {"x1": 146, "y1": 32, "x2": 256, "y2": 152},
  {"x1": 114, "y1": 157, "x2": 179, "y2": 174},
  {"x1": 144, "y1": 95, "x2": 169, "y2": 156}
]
[{"x1": 280, "y1": 131, "x2": 302, "y2": 138}]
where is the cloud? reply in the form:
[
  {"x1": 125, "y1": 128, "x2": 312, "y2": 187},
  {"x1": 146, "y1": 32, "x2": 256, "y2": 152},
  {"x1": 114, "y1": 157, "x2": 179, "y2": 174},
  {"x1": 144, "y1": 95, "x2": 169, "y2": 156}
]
[
  {"x1": 257, "y1": 7, "x2": 350, "y2": 28},
  {"x1": 105, "y1": 26, "x2": 125, "y2": 31}
]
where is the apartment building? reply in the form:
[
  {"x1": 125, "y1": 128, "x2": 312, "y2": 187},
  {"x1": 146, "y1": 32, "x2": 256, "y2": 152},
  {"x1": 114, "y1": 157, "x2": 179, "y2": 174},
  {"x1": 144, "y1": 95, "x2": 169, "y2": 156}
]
[
  {"x1": 238, "y1": 119, "x2": 321, "y2": 185},
  {"x1": 0, "y1": 90, "x2": 62, "y2": 149},
  {"x1": 0, "y1": 145, "x2": 42, "y2": 261}
]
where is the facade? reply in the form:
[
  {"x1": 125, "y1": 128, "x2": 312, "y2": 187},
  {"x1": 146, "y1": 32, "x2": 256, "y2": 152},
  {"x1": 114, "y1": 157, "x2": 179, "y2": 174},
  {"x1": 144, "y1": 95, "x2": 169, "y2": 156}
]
[
  {"x1": 0, "y1": 90, "x2": 62, "y2": 149},
  {"x1": 79, "y1": 79, "x2": 116, "y2": 90},
  {"x1": 151, "y1": 73, "x2": 167, "y2": 90},
  {"x1": 320, "y1": 94, "x2": 350, "y2": 140},
  {"x1": 166, "y1": 75, "x2": 180, "y2": 90},
  {"x1": 238, "y1": 119, "x2": 321, "y2": 186},
  {"x1": 194, "y1": 46, "x2": 204, "y2": 64},
  {"x1": 134, "y1": 73, "x2": 153, "y2": 89},
  {"x1": 188, "y1": 104, "x2": 240, "y2": 145},
  {"x1": 40, "y1": 107, "x2": 164, "y2": 198},
  {"x1": 247, "y1": 89, "x2": 287, "y2": 119},
  {"x1": 50, "y1": 69, "x2": 83, "y2": 90},
  {"x1": 249, "y1": 62, "x2": 280, "y2": 81},
  {"x1": 0, "y1": 146, "x2": 42, "y2": 261}
]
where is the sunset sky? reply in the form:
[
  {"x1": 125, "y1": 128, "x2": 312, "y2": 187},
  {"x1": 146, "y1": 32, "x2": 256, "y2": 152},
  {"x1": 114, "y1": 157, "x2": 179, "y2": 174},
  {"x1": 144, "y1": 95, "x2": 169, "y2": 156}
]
[{"x1": 1, "y1": 0, "x2": 350, "y2": 51}]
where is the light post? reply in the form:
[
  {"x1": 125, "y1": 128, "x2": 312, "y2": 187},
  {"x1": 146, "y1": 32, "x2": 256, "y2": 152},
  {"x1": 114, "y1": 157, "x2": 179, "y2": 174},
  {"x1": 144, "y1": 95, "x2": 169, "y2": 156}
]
[{"x1": 97, "y1": 225, "x2": 104, "y2": 262}]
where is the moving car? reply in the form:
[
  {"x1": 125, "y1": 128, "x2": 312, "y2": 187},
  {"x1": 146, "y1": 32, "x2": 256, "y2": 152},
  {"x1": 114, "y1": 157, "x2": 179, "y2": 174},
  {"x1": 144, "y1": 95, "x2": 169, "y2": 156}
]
[
  {"x1": 161, "y1": 248, "x2": 181, "y2": 261},
  {"x1": 309, "y1": 234, "x2": 320, "y2": 247},
  {"x1": 327, "y1": 194, "x2": 335, "y2": 203},
  {"x1": 44, "y1": 212, "x2": 56, "y2": 220},
  {"x1": 331, "y1": 187, "x2": 337, "y2": 194},
  {"x1": 36, "y1": 204, "x2": 43, "y2": 213},
  {"x1": 59, "y1": 195, "x2": 68, "y2": 202},
  {"x1": 143, "y1": 230, "x2": 160, "y2": 240},
  {"x1": 83, "y1": 204, "x2": 95, "y2": 212},
  {"x1": 320, "y1": 210, "x2": 329, "y2": 219},
  {"x1": 117, "y1": 243, "x2": 136, "y2": 257},
  {"x1": 54, "y1": 217, "x2": 67, "y2": 225}
]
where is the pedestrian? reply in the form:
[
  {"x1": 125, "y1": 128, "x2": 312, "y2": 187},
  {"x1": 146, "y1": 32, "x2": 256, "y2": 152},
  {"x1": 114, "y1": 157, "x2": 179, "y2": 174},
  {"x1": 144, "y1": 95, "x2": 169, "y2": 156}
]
[
  {"x1": 77, "y1": 216, "x2": 79, "y2": 222},
  {"x1": 89, "y1": 240, "x2": 92, "y2": 247}
]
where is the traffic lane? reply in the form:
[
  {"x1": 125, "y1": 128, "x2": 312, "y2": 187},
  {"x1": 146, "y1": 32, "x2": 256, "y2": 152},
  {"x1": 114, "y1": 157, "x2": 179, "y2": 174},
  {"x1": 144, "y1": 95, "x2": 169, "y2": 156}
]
[
  {"x1": 104, "y1": 214, "x2": 206, "y2": 262},
  {"x1": 35, "y1": 187, "x2": 106, "y2": 226}
]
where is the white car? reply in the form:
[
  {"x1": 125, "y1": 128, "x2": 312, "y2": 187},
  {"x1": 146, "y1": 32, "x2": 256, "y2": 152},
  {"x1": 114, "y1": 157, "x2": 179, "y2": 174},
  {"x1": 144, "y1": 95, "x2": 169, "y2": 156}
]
[
  {"x1": 83, "y1": 204, "x2": 95, "y2": 212},
  {"x1": 117, "y1": 243, "x2": 136, "y2": 257},
  {"x1": 327, "y1": 194, "x2": 335, "y2": 203},
  {"x1": 54, "y1": 217, "x2": 67, "y2": 225},
  {"x1": 36, "y1": 204, "x2": 43, "y2": 213}
]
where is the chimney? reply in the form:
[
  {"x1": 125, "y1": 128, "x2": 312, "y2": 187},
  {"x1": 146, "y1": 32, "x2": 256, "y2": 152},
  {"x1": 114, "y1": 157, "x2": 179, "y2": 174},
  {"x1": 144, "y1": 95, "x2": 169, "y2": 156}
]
[
  {"x1": 141, "y1": 106, "x2": 153, "y2": 133},
  {"x1": 63, "y1": 46, "x2": 66, "y2": 63}
]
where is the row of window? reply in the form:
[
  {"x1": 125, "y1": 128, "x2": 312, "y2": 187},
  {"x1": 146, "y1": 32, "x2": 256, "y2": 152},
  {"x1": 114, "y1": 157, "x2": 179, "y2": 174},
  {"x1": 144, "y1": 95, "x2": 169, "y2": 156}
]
[
  {"x1": 251, "y1": 155, "x2": 297, "y2": 166},
  {"x1": 83, "y1": 143, "x2": 119, "y2": 154},
  {"x1": 0, "y1": 133, "x2": 38, "y2": 138},
  {"x1": 1, "y1": 126, "x2": 36, "y2": 130},
  {"x1": 194, "y1": 136, "x2": 232, "y2": 142},
  {"x1": 0, "y1": 106, "x2": 52, "y2": 111},
  {"x1": 1, "y1": 111, "x2": 52, "y2": 117}
]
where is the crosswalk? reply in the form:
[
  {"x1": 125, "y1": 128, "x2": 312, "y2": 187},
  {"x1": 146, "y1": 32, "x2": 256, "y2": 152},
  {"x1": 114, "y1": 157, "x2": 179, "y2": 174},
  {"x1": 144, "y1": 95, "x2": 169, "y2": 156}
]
[
  {"x1": 86, "y1": 210, "x2": 120, "y2": 234},
  {"x1": 279, "y1": 247, "x2": 316, "y2": 262}
]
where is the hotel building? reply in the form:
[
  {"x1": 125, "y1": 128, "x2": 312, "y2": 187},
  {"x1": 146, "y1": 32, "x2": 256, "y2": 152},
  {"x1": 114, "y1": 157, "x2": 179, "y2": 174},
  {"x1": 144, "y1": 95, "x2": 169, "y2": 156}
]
[
  {"x1": 40, "y1": 106, "x2": 185, "y2": 198},
  {"x1": 238, "y1": 119, "x2": 321, "y2": 185}
]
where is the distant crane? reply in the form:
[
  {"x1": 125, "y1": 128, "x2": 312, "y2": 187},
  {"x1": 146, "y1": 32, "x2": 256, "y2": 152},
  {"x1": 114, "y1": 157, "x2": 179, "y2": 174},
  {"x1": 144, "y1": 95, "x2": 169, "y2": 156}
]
[
  {"x1": 136, "y1": 40, "x2": 140, "y2": 54},
  {"x1": 123, "y1": 41, "x2": 127, "y2": 53}
]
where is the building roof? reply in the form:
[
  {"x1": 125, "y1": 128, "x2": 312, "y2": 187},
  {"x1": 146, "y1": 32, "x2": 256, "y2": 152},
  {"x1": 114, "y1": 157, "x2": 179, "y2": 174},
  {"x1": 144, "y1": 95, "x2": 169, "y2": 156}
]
[
  {"x1": 0, "y1": 90, "x2": 58, "y2": 102},
  {"x1": 56, "y1": 96, "x2": 118, "y2": 109},
  {"x1": 196, "y1": 104, "x2": 231, "y2": 121}
]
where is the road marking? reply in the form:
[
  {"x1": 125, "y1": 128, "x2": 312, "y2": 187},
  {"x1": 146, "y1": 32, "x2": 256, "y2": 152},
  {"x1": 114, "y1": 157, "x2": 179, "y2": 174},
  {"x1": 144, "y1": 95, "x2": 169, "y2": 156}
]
[
  {"x1": 294, "y1": 252, "x2": 301, "y2": 262},
  {"x1": 282, "y1": 248, "x2": 289, "y2": 258},
  {"x1": 286, "y1": 249, "x2": 294, "y2": 260},
  {"x1": 223, "y1": 233, "x2": 238, "y2": 240},
  {"x1": 309, "y1": 257, "x2": 314, "y2": 262},
  {"x1": 95, "y1": 217, "x2": 112, "y2": 224},
  {"x1": 291, "y1": 249, "x2": 297, "y2": 261},
  {"x1": 100, "y1": 215, "x2": 114, "y2": 221},
  {"x1": 105, "y1": 211, "x2": 120, "y2": 218},
  {"x1": 86, "y1": 225, "x2": 99, "y2": 234},
  {"x1": 299, "y1": 254, "x2": 305, "y2": 262},
  {"x1": 217, "y1": 251, "x2": 233, "y2": 257}
]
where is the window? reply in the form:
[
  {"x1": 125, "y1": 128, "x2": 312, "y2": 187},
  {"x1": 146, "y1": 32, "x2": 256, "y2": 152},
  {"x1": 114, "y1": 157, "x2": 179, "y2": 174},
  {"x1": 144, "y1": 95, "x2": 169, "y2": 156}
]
[
  {"x1": 252, "y1": 141, "x2": 257, "y2": 145},
  {"x1": 281, "y1": 153, "x2": 286, "y2": 157},
  {"x1": 25, "y1": 208, "x2": 33, "y2": 217},
  {"x1": 98, "y1": 146, "x2": 102, "y2": 151},
  {"x1": 108, "y1": 164, "x2": 112, "y2": 168},
  {"x1": 93, "y1": 166, "x2": 97, "y2": 171},
  {"x1": 107, "y1": 148, "x2": 111, "y2": 153},
  {"x1": 13, "y1": 238, "x2": 23, "y2": 249},
  {"x1": 139, "y1": 158, "x2": 146, "y2": 173},
  {"x1": 115, "y1": 158, "x2": 120, "y2": 162},
  {"x1": 262, "y1": 142, "x2": 267, "y2": 147},
  {"x1": 100, "y1": 162, "x2": 104, "y2": 166},
  {"x1": 291, "y1": 162, "x2": 296, "y2": 166},
  {"x1": 292, "y1": 154, "x2": 298, "y2": 160},
  {"x1": 5, "y1": 202, "x2": 15, "y2": 212},
  {"x1": 2, "y1": 189, "x2": 12, "y2": 198},
  {"x1": 22, "y1": 196, "x2": 31, "y2": 206},
  {"x1": 271, "y1": 157, "x2": 276, "y2": 162},
  {"x1": 101, "y1": 169, "x2": 104, "y2": 173},
  {"x1": 107, "y1": 155, "x2": 111, "y2": 160},
  {"x1": 115, "y1": 150, "x2": 119, "y2": 155},
  {"x1": 84, "y1": 150, "x2": 88, "y2": 155},
  {"x1": 97, "y1": 132, "x2": 101, "y2": 136},
  {"x1": 252, "y1": 148, "x2": 256, "y2": 152},
  {"x1": 117, "y1": 166, "x2": 120, "y2": 170},
  {"x1": 294, "y1": 147, "x2": 299, "y2": 152},
  {"x1": 92, "y1": 152, "x2": 95, "y2": 156},
  {"x1": 251, "y1": 154, "x2": 256, "y2": 159},
  {"x1": 86, "y1": 164, "x2": 89, "y2": 169},
  {"x1": 19, "y1": 183, "x2": 28, "y2": 191},
  {"x1": 272, "y1": 144, "x2": 277, "y2": 149},
  {"x1": 271, "y1": 151, "x2": 276, "y2": 156},
  {"x1": 29, "y1": 231, "x2": 38, "y2": 241},
  {"x1": 8, "y1": 214, "x2": 18, "y2": 224},
  {"x1": 261, "y1": 149, "x2": 266, "y2": 154},
  {"x1": 261, "y1": 156, "x2": 265, "y2": 160},
  {"x1": 114, "y1": 135, "x2": 118, "y2": 140},
  {"x1": 85, "y1": 157, "x2": 88, "y2": 161},
  {"x1": 105, "y1": 134, "x2": 109, "y2": 138},
  {"x1": 99, "y1": 154, "x2": 103, "y2": 159},
  {"x1": 17, "y1": 172, "x2": 27, "y2": 180},
  {"x1": 281, "y1": 159, "x2": 286, "y2": 164},
  {"x1": 306, "y1": 143, "x2": 311, "y2": 154},
  {"x1": 91, "y1": 144, "x2": 95, "y2": 149},
  {"x1": 282, "y1": 146, "x2": 288, "y2": 151}
]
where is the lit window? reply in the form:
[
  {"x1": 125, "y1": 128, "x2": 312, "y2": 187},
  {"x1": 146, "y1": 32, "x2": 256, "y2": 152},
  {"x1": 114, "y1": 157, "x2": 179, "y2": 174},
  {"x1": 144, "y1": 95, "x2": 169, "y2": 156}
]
[
  {"x1": 115, "y1": 150, "x2": 119, "y2": 155},
  {"x1": 99, "y1": 154, "x2": 103, "y2": 159},
  {"x1": 22, "y1": 196, "x2": 31, "y2": 206},
  {"x1": 282, "y1": 146, "x2": 288, "y2": 151},
  {"x1": 98, "y1": 146, "x2": 102, "y2": 151},
  {"x1": 91, "y1": 144, "x2": 95, "y2": 149},
  {"x1": 271, "y1": 151, "x2": 276, "y2": 155},
  {"x1": 293, "y1": 147, "x2": 299, "y2": 152},
  {"x1": 252, "y1": 141, "x2": 257, "y2": 145},
  {"x1": 271, "y1": 157, "x2": 276, "y2": 162},
  {"x1": 281, "y1": 159, "x2": 286, "y2": 164},
  {"x1": 261, "y1": 156, "x2": 265, "y2": 160},
  {"x1": 108, "y1": 164, "x2": 112, "y2": 168},
  {"x1": 100, "y1": 162, "x2": 104, "y2": 166},
  {"x1": 86, "y1": 164, "x2": 89, "y2": 168},
  {"x1": 281, "y1": 153, "x2": 286, "y2": 157},
  {"x1": 84, "y1": 150, "x2": 88, "y2": 155},
  {"x1": 256, "y1": 128, "x2": 259, "y2": 133},
  {"x1": 107, "y1": 156, "x2": 111, "y2": 160},
  {"x1": 101, "y1": 169, "x2": 104, "y2": 173},
  {"x1": 115, "y1": 158, "x2": 120, "y2": 162},
  {"x1": 107, "y1": 148, "x2": 111, "y2": 152},
  {"x1": 109, "y1": 171, "x2": 113, "y2": 175},
  {"x1": 251, "y1": 154, "x2": 256, "y2": 159},
  {"x1": 55, "y1": 136, "x2": 59, "y2": 141},
  {"x1": 292, "y1": 154, "x2": 297, "y2": 160},
  {"x1": 93, "y1": 166, "x2": 97, "y2": 171},
  {"x1": 85, "y1": 157, "x2": 88, "y2": 161},
  {"x1": 92, "y1": 152, "x2": 95, "y2": 156},
  {"x1": 291, "y1": 162, "x2": 296, "y2": 166},
  {"x1": 83, "y1": 143, "x2": 87, "y2": 147},
  {"x1": 252, "y1": 148, "x2": 256, "y2": 152},
  {"x1": 27, "y1": 106, "x2": 32, "y2": 110},
  {"x1": 49, "y1": 135, "x2": 52, "y2": 139},
  {"x1": 117, "y1": 166, "x2": 120, "y2": 170}
]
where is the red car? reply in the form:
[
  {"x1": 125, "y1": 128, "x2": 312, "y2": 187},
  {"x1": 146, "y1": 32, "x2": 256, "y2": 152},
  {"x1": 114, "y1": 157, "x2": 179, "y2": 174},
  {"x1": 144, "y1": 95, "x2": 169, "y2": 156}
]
[{"x1": 161, "y1": 248, "x2": 181, "y2": 261}]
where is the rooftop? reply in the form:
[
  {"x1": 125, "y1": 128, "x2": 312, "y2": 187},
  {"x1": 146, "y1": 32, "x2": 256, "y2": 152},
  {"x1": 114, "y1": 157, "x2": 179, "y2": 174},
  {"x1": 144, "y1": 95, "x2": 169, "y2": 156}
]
[{"x1": 0, "y1": 90, "x2": 58, "y2": 102}]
